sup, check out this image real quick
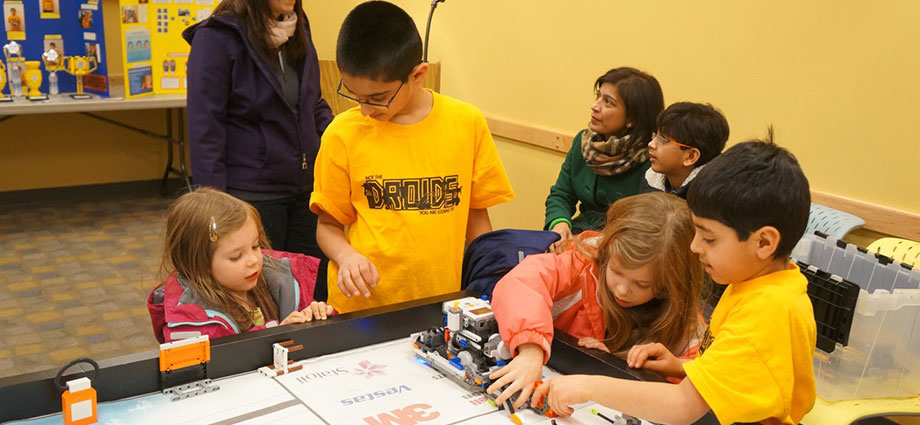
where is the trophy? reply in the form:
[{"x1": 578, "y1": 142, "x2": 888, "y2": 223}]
[
  {"x1": 23, "y1": 61, "x2": 48, "y2": 101},
  {"x1": 42, "y1": 48, "x2": 65, "y2": 96},
  {"x1": 62, "y1": 55, "x2": 97, "y2": 99},
  {"x1": 0, "y1": 59, "x2": 10, "y2": 102},
  {"x1": 3, "y1": 41, "x2": 24, "y2": 98}
]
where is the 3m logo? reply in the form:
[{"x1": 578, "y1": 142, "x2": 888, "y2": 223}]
[
  {"x1": 354, "y1": 360, "x2": 387, "y2": 379},
  {"x1": 468, "y1": 396, "x2": 488, "y2": 406},
  {"x1": 362, "y1": 404, "x2": 440, "y2": 425}
]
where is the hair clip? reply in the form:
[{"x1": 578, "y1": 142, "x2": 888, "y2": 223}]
[{"x1": 209, "y1": 216, "x2": 219, "y2": 242}]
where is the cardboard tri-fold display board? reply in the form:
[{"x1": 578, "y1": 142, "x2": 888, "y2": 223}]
[
  {"x1": 118, "y1": 0, "x2": 218, "y2": 99},
  {"x1": 1, "y1": 0, "x2": 109, "y2": 96}
]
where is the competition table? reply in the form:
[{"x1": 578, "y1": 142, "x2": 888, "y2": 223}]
[
  {"x1": 0, "y1": 293, "x2": 719, "y2": 425},
  {"x1": 0, "y1": 94, "x2": 192, "y2": 194}
]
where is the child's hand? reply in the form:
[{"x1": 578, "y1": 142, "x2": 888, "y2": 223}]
[
  {"x1": 279, "y1": 310, "x2": 308, "y2": 325},
  {"x1": 301, "y1": 301, "x2": 334, "y2": 321},
  {"x1": 531, "y1": 375, "x2": 589, "y2": 417},
  {"x1": 487, "y1": 343, "x2": 544, "y2": 409},
  {"x1": 336, "y1": 252, "x2": 379, "y2": 298},
  {"x1": 626, "y1": 342, "x2": 685, "y2": 378},
  {"x1": 577, "y1": 337, "x2": 611, "y2": 353},
  {"x1": 549, "y1": 222, "x2": 573, "y2": 253}
]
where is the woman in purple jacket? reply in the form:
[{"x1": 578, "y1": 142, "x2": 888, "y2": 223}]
[{"x1": 184, "y1": 0, "x2": 332, "y2": 300}]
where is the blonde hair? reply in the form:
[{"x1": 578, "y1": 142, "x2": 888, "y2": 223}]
[
  {"x1": 161, "y1": 187, "x2": 279, "y2": 331},
  {"x1": 588, "y1": 192, "x2": 703, "y2": 356}
]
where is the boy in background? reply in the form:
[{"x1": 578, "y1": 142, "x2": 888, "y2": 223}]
[{"x1": 640, "y1": 102, "x2": 729, "y2": 198}]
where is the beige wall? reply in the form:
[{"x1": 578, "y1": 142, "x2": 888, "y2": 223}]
[
  {"x1": 6, "y1": 1, "x2": 918, "y2": 237},
  {"x1": 304, "y1": 0, "x2": 920, "y2": 232},
  {"x1": 488, "y1": 137, "x2": 565, "y2": 230}
]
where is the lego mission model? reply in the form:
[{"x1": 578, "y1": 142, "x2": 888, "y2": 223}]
[{"x1": 410, "y1": 297, "x2": 556, "y2": 424}]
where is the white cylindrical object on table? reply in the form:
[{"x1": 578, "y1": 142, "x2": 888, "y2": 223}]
[
  {"x1": 447, "y1": 305, "x2": 461, "y2": 332},
  {"x1": 48, "y1": 72, "x2": 58, "y2": 95}
]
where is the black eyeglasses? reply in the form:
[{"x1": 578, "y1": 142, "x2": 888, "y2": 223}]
[{"x1": 336, "y1": 79, "x2": 405, "y2": 109}]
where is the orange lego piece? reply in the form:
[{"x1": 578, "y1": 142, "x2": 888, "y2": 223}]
[
  {"x1": 159, "y1": 335, "x2": 210, "y2": 372},
  {"x1": 531, "y1": 381, "x2": 557, "y2": 417},
  {"x1": 62, "y1": 378, "x2": 96, "y2": 425}
]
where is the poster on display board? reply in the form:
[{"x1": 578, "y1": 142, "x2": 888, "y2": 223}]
[
  {"x1": 0, "y1": 0, "x2": 109, "y2": 96},
  {"x1": 119, "y1": 0, "x2": 219, "y2": 98}
]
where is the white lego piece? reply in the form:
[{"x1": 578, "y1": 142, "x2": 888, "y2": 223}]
[
  {"x1": 159, "y1": 334, "x2": 209, "y2": 351},
  {"x1": 273, "y1": 343, "x2": 289, "y2": 373},
  {"x1": 66, "y1": 377, "x2": 91, "y2": 392},
  {"x1": 258, "y1": 366, "x2": 278, "y2": 378}
]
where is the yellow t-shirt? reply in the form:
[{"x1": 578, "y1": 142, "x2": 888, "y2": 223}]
[
  {"x1": 310, "y1": 91, "x2": 515, "y2": 313},
  {"x1": 683, "y1": 264, "x2": 816, "y2": 425},
  {"x1": 8, "y1": 15, "x2": 21, "y2": 31}
]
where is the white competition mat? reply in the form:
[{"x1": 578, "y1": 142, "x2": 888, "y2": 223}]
[{"x1": 6, "y1": 338, "x2": 651, "y2": 425}]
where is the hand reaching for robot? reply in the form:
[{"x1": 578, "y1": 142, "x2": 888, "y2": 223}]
[
  {"x1": 531, "y1": 374, "x2": 590, "y2": 417},
  {"x1": 487, "y1": 343, "x2": 544, "y2": 409}
]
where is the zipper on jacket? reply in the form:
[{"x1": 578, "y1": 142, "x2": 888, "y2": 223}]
[
  {"x1": 278, "y1": 46, "x2": 309, "y2": 175},
  {"x1": 278, "y1": 51, "x2": 286, "y2": 80}
]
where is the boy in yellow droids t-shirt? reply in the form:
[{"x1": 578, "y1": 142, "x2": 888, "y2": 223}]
[
  {"x1": 310, "y1": 1, "x2": 515, "y2": 313},
  {"x1": 531, "y1": 136, "x2": 816, "y2": 425}
]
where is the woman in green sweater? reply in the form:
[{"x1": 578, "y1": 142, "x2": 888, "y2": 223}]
[{"x1": 545, "y1": 67, "x2": 664, "y2": 243}]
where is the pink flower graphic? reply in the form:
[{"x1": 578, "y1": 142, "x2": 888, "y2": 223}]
[{"x1": 354, "y1": 360, "x2": 387, "y2": 379}]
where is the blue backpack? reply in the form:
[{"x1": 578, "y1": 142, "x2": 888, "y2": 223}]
[{"x1": 460, "y1": 229, "x2": 561, "y2": 299}]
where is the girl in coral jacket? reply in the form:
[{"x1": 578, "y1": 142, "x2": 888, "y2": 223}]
[
  {"x1": 148, "y1": 188, "x2": 334, "y2": 343},
  {"x1": 488, "y1": 192, "x2": 704, "y2": 408}
]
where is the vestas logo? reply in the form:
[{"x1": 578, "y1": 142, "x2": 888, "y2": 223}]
[
  {"x1": 354, "y1": 360, "x2": 387, "y2": 379},
  {"x1": 362, "y1": 404, "x2": 440, "y2": 425},
  {"x1": 294, "y1": 367, "x2": 349, "y2": 384},
  {"x1": 340, "y1": 385, "x2": 412, "y2": 406}
]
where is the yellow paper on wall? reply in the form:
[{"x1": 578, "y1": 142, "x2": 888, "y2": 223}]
[{"x1": 119, "y1": 0, "x2": 218, "y2": 98}]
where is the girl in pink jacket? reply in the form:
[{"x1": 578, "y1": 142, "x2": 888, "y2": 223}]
[
  {"x1": 488, "y1": 192, "x2": 704, "y2": 408},
  {"x1": 148, "y1": 188, "x2": 334, "y2": 343}
]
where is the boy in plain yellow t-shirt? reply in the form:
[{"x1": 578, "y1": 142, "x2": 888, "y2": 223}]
[
  {"x1": 530, "y1": 137, "x2": 816, "y2": 425},
  {"x1": 310, "y1": 1, "x2": 515, "y2": 313}
]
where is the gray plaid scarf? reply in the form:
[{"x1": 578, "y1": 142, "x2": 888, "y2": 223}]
[{"x1": 580, "y1": 130, "x2": 649, "y2": 176}]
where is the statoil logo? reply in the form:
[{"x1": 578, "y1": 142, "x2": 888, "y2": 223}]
[
  {"x1": 354, "y1": 360, "x2": 387, "y2": 379},
  {"x1": 362, "y1": 403, "x2": 440, "y2": 425},
  {"x1": 294, "y1": 367, "x2": 349, "y2": 384}
]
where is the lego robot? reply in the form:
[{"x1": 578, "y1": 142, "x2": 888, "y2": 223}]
[{"x1": 411, "y1": 297, "x2": 555, "y2": 424}]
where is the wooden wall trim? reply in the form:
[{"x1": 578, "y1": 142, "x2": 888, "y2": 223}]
[
  {"x1": 486, "y1": 116, "x2": 571, "y2": 153},
  {"x1": 810, "y1": 190, "x2": 920, "y2": 242},
  {"x1": 487, "y1": 116, "x2": 920, "y2": 241}
]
